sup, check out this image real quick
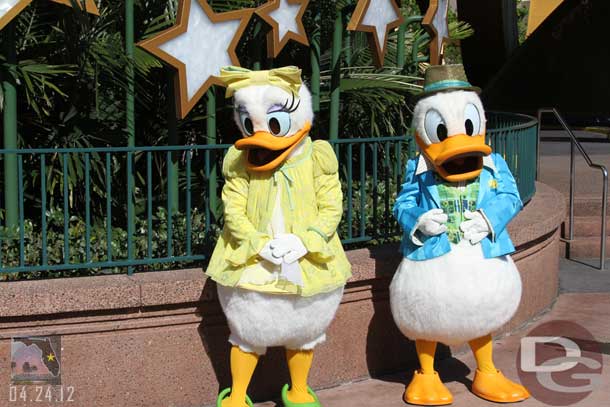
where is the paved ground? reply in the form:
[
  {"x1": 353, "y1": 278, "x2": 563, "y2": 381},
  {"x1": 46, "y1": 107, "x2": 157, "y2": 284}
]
[
  {"x1": 559, "y1": 257, "x2": 610, "y2": 292},
  {"x1": 252, "y1": 138, "x2": 610, "y2": 407},
  {"x1": 253, "y1": 259, "x2": 610, "y2": 407}
]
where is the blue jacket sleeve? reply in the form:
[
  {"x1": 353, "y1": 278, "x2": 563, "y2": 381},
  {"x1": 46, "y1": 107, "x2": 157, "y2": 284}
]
[
  {"x1": 393, "y1": 159, "x2": 427, "y2": 242},
  {"x1": 479, "y1": 154, "x2": 523, "y2": 237}
]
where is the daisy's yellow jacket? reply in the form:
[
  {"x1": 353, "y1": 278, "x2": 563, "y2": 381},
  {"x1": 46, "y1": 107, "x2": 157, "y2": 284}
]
[{"x1": 206, "y1": 138, "x2": 351, "y2": 296}]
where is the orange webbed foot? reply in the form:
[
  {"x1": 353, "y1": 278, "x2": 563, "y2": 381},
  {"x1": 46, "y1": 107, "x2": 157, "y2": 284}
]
[{"x1": 404, "y1": 370, "x2": 453, "y2": 406}]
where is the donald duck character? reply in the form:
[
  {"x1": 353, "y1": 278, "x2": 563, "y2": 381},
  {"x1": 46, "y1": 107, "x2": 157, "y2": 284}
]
[
  {"x1": 390, "y1": 65, "x2": 530, "y2": 405},
  {"x1": 206, "y1": 66, "x2": 351, "y2": 407}
]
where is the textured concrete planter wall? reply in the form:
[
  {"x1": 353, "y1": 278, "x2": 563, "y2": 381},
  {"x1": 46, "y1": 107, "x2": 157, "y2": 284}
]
[{"x1": 0, "y1": 182, "x2": 564, "y2": 407}]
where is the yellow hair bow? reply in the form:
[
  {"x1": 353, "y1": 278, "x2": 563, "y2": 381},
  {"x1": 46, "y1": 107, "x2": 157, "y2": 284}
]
[{"x1": 219, "y1": 66, "x2": 302, "y2": 98}]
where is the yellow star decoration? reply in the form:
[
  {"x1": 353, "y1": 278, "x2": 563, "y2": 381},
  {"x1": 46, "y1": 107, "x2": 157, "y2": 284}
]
[
  {"x1": 46, "y1": 353, "x2": 56, "y2": 362},
  {"x1": 489, "y1": 179, "x2": 498, "y2": 189},
  {"x1": 138, "y1": 0, "x2": 253, "y2": 119}
]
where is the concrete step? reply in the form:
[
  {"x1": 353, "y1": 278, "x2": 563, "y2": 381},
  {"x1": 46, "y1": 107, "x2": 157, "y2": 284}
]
[
  {"x1": 565, "y1": 215, "x2": 610, "y2": 237},
  {"x1": 567, "y1": 196, "x2": 609, "y2": 217},
  {"x1": 561, "y1": 236, "x2": 610, "y2": 259}
]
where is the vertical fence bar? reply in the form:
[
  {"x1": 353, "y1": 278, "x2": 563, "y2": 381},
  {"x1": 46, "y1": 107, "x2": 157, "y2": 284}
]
[
  {"x1": 167, "y1": 151, "x2": 174, "y2": 258},
  {"x1": 125, "y1": 0, "x2": 135, "y2": 143},
  {"x1": 126, "y1": 0, "x2": 136, "y2": 269},
  {"x1": 106, "y1": 153, "x2": 113, "y2": 262},
  {"x1": 372, "y1": 144, "x2": 378, "y2": 239},
  {"x1": 347, "y1": 144, "x2": 353, "y2": 240},
  {"x1": 395, "y1": 141, "x2": 403, "y2": 233},
  {"x1": 384, "y1": 142, "x2": 391, "y2": 238},
  {"x1": 329, "y1": 12, "x2": 342, "y2": 140},
  {"x1": 127, "y1": 152, "x2": 134, "y2": 273},
  {"x1": 207, "y1": 90, "x2": 218, "y2": 219},
  {"x1": 397, "y1": 22, "x2": 406, "y2": 68},
  {"x1": 359, "y1": 143, "x2": 366, "y2": 238},
  {"x1": 85, "y1": 153, "x2": 91, "y2": 262},
  {"x1": 63, "y1": 153, "x2": 70, "y2": 264},
  {"x1": 167, "y1": 70, "x2": 180, "y2": 215},
  {"x1": 204, "y1": 150, "x2": 211, "y2": 233},
  {"x1": 40, "y1": 154, "x2": 48, "y2": 266},
  {"x1": 18, "y1": 155, "x2": 24, "y2": 267},
  {"x1": 252, "y1": 22, "x2": 263, "y2": 70},
  {"x1": 3, "y1": 23, "x2": 19, "y2": 228},
  {"x1": 344, "y1": 29, "x2": 352, "y2": 67},
  {"x1": 147, "y1": 152, "x2": 153, "y2": 258},
  {"x1": 186, "y1": 151, "x2": 192, "y2": 256},
  {"x1": 310, "y1": 27, "x2": 321, "y2": 114}
]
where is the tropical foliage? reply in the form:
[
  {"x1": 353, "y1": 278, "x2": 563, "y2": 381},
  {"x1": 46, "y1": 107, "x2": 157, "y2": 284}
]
[{"x1": 0, "y1": 0, "x2": 472, "y2": 278}]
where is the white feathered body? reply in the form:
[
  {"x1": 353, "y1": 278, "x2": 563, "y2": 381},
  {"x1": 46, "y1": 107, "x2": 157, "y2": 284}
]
[
  {"x1": 389, "y1": 240, "x2": 522, "y2": 346},
  {"x1": 218, "y1": 285, "x2": 343, "y2": 354}
]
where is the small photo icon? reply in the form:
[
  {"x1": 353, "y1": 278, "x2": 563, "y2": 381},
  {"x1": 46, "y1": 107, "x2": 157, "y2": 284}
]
[{"x1": 11, "y1": 336, "x2": 61, "y2": 385}]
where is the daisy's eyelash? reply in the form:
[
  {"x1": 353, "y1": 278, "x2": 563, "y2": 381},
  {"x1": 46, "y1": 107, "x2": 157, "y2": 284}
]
[{"x1": 280, "y1": 93, "x2": 300, "y2": 113}]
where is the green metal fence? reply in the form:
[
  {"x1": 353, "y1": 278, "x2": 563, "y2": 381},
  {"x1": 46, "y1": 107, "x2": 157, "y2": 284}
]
[
  {"x1": 486, "y1": 112, "x2": 538, "y2": 203},
  {"x1": 0, "y1": 111, "x2": 537, "y2": 277}
]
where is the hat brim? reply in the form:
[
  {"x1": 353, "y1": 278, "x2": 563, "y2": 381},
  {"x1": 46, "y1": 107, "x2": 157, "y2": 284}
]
[{"x1": 414, "y1": 85, "x2": 481, "y2": 101}]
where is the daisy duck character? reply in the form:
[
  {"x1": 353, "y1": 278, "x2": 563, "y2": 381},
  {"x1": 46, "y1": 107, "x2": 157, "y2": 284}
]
[
  {"x1": 206, "y1": 66, "x2": 351, "y2": 407},
  {"x1": 390, "y1": 64, "x2": 530, "y2": 405}
]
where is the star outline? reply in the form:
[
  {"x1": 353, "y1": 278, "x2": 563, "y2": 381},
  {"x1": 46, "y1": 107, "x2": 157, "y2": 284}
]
[
  {"x1": 0, "y1": 0, "x2": 32, "y2": 30},
  {"x1": 422, "y1": 0, "x2": 449, "y2": 65},
  {"x1": 138, "y1": 0, "x2": 253, "y2": 119},
  {"x1": 347, "y1": 0, "x2": 404, "y2": 68},
  {"x1": 256, "y1": 0, "x2": 310, "y2": 59}
]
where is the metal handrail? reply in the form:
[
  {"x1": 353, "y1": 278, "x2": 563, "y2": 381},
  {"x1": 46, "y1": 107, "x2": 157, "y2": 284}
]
[{"x1": 537, "y1": 108, "x2": 608, "y2": 270}]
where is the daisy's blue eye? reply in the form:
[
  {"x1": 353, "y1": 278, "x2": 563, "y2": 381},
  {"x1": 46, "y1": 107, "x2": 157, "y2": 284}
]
[
  {"x1": 267, "y1": 111, "x2": 291, "y2": 136},
  {"x1": 239, "y1": 112, "x2": 254, "y2": 135}
]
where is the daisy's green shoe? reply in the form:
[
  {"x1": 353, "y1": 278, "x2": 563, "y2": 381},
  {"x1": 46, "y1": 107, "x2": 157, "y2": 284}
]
[
  {"x1": 216, "y1": 388, "x2": 254, "y2": 407},
  {"x1": 281, "y1": 384, "x2": 322, "y2": 407}
]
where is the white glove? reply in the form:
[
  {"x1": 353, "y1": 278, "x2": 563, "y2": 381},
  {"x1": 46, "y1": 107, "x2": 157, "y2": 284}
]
[
  {"x1": 416, "y1": 208, "x2": 448, "y2": 236},
  {"x1": 460, "y1": 210, "x2": 491, "y2": 244},
  {"x1": 270, "y1": 233, "x2": 308, "y2": 264},
  {"x1": 259, "y1": 241, "x2": 284, "y2": 265}
]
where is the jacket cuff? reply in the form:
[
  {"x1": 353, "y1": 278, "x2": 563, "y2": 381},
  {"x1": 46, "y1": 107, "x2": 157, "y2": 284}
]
[
  {"x1": 409, "y1": 214, "x2": 427, "y2": 247},
  {"x1": 294, "y1": 227, "x2": 334, "y2": 262},
  {"x1": 225, "y1": 232, "x2": 271, "y2": 267},
  {"x1": 478, "y1": 209, "x2": 496, "y2": 242}
]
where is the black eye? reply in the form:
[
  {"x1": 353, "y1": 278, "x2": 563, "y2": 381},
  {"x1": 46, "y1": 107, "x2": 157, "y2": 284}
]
[
  {"x1": 437, "y1": 124, "x2": 448, "y2": 141},
  {"x1": 465, "y1": 119, "x2": 474, "y2": 135},
  {"x1": 269, "y1": 117, "x2": 281, "y2": 135},
  {"x1": 244, "y1": 117, "x2": 253, "y2": 134}
]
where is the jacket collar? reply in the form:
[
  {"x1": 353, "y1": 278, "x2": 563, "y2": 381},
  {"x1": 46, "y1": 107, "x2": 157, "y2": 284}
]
[{"x1": 415, "y1": 153, "x2": 497, "y2": 176}]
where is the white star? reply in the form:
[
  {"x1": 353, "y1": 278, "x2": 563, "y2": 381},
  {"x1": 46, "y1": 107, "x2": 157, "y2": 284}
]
[
  {"x1": 138, "y1": 0, "x2": 252, "y2": 118},
  {"x1": 159, "y1": 0, "x2": 240, "y2": 100},
  {"x1": 0, "y1": 0, "x2": 22, "y2": 15},
  {"x1": 361, "y1": 0, "x2": 401, "y2": 54},
  {"x1": 347, "y1": 0, "x2": 403, "y2": 66},
  {"x1": 431, "y1": 0, "x2": 449, "y2": 52},
  {"x1": 268, "y1": 0, "x2": 303, "y2": 42},
  {"x1": 0, "y1": 0, "x2": 31, "y2": 30}
]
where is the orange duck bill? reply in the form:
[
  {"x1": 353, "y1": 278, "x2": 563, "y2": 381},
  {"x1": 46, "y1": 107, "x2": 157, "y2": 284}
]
[
  {"x1": 417, "y1": 134, "x2": 492, "y2": 182},
  {"x1": 235, "y1": 122, "x2": 311, "y2": 172}
]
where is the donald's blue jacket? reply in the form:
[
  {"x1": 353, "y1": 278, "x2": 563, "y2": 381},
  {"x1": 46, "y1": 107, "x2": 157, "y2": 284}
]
[{"x1": 393, "y1": 153, "x2": 523, "y2": 261}]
